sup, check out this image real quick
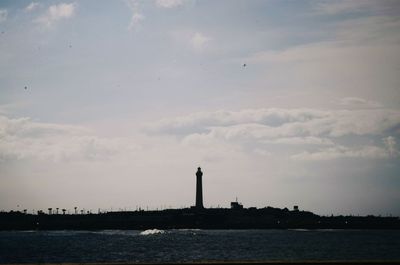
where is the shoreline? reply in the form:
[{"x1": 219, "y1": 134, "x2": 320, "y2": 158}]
[{"x1": 1, "y1": 208, "x2": 399, "y2": 230}]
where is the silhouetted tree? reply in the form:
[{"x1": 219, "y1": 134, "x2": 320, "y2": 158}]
[
  {"x1": 62, "y1": 209, "x2": 66, "y2": 215},
  {"x1": 74, "y1": 207, "x2": 77, "y2": 215},
  {"x1": 56, "y1": 208, "x2": 59, "y2": 214},
  {"x1": 48, "y1": 208, "x2": 52, "y2": 215}
]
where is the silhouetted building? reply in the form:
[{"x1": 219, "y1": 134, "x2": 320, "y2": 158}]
[
  {"x1": 230, "y1": 201, "x2": 243, "y2": 210},
  {"x1": 196, "y1": 167, "x2": 204, "y2": 209},
  {"x1": 231, "y1": 197, "x2": 243, "y2": 210}
]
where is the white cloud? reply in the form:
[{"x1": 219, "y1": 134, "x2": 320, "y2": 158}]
[
  {"x1": 0, "y1": 9, "x2": 8, "y2": 23},
  {"x1": 126, "y1": 0, "x2": 145, "y2": 31},
  {"x1": 253, "y1": 148, "x2": 271, "y2": 156},
  {"x1": 339, "y1": 97, "x2": 381, "y2": 108},
  {"x1": 145, "y1": 108, "x2": 400, "y2": 161},
  {"x1": 0, "y1": 115, "x2": 140, "y2": 162},
  {"x1": 291, "y1": 145, "x2": 394, "y2": 161},
  {"x1": 25, "y1": 2, "x2": 40, "y2": 12},
  {"x1": 263, "y1": 137, "x2": 334, "y2": 146},
  {"x1": 290, "y1": 136, "x2": 399, "y2": 161},
  {"x1": 146, "y1": 108, "x2": 324, "y2": 135},
  {"x1": 4, "y1": 108, "x2": 394, "y2": 164},
  {"x1": 36, "y1": 3, "x2": 75, "y2": 27},
  {"x1": 383, "y1": 136, "x2": 399, "y2": 157},
  {"x1": 156, "y1": 0, "x2": 185, "y2": 8},
  {"x1": 146, "y1": 108, "x2": 400, "y2": 138},
  {"x1": 0, "y1": 102, "x2": 28, "y2": 115},
  {"x1": 190, "y1": 32, "x2": 211, "y2": 51},
  {"x1": 129, "y1": 12, "x2": 145, "y2": 30}
]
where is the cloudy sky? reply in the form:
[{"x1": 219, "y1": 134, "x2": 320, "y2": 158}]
[{"x1": 1, "y1": 0, "x2": 400, "y2": 216}]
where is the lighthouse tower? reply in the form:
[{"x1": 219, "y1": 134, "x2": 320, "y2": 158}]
[{"x1": 195, "y1": 167, "x2": 204, "y2": 209}]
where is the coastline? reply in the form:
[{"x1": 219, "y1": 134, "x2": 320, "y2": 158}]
[{"x1": 1, "y1": 208, "x2": 399, "y2": 230}]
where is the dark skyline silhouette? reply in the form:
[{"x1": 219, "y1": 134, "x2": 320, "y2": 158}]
[{"x1": 1, "y1": 166, "x2": 399, "y2": 230}]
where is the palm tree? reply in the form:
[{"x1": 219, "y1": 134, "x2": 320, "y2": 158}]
[
  {"x1": 74, "y1": 207, "x2": 77, "y2": 215},
  {"x1": 48, "y1": 208, "x2": 52, "y2": 215},
  {"x1": 56, "y1": 208, "x2": 59, "y2": 214},
  {"x1": 62, "y1": 209, "x2": 66, "y2": 215}
]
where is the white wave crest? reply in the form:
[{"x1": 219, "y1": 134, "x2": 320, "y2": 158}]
[{"x1": 140, "y1": 229, "x2": 165, "y2": 235}]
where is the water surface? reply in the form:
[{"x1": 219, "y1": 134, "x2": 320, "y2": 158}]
[{"x1": 0, "y1": 229, "x2": 399, "y2": 263}]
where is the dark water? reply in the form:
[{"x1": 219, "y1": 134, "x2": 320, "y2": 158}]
[{"x1": 1, "y1": 229, "x2": 400, "y2": 263}]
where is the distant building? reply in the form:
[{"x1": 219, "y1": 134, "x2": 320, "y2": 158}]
[
  {"x1": 231, "y1": 202, "x2": 243, "y2": 210},
  {"x1": 231, "y1": 198, "x2": 243, "y2": 210},
  {"x1": 195, "y1": 167, "x2": 204, "y2": 209},
  {"x1": 293, "y1": 205, "x2": 299, "y2": 211}
]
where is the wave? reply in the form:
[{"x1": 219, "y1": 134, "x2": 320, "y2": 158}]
[
  {"x1": 92, "y1": 230, "x2": 138, "y2": 236},
  {"x1": 140, "y1": 229, "x2": 165, "y2": 235},
  {"x1": 288, "y1": 229, "x2": 311, "y2": 232}
]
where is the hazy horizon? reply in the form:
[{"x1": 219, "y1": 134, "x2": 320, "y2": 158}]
[{"x1": 1, "y1": 0, "x2": 400, "y2": 216}]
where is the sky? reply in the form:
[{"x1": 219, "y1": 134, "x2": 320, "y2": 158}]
[{"x1": 0, "y1": 0, "x2": 400, "y2": 216}]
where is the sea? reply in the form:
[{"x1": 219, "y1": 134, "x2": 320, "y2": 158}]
[{"x1": 1, "y1": 229, "x2": 400, "y2": 263}]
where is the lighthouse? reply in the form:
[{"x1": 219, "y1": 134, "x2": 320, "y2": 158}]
[{"x1": 195, "y1": 167, "x2": 204, "y2": 209}]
